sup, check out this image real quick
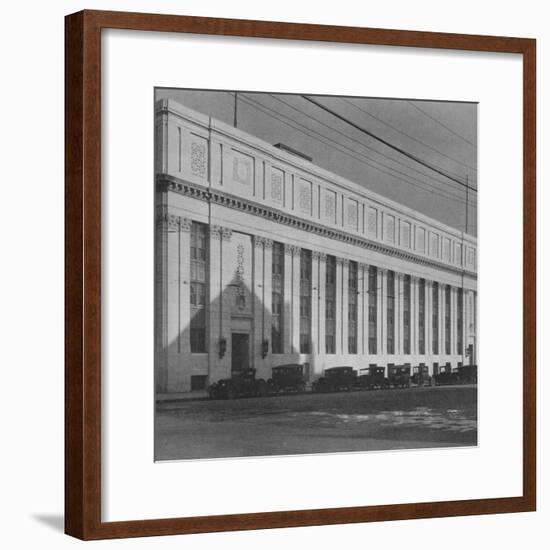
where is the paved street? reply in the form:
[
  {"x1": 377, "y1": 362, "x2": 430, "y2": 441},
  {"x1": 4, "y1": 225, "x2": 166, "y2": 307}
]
[{"x1": 155, "y1": 386, "x2": 477, "y2": 461}]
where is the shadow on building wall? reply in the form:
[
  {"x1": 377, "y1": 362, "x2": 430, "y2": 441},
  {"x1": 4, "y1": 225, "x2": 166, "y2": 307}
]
[{"x1": 155, "y1": 274, "x2": 313, "y2": 394}]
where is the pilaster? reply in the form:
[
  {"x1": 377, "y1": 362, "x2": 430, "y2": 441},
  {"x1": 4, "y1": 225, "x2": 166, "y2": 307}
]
[
  {"x1": 379, "y1": 268, "x2": 387, "y2": 357},
  {"x1": 342, "y1": 259, "x2": 350, "y2": 354},
  {"x1": 335, "y1": 257, "x2": 344, "y2": 355}
]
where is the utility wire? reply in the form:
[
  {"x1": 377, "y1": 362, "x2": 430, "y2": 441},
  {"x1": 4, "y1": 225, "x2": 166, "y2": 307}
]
[
  {"x1": 268, "y1": 94, "x2": 472, "y2": 197},
  {"x1": 407, "y1": 100, "x2": 476, "y2": 148},
  {"x1": 238, "y1": 93, "x2": 477, "y2": 211},
  {"x1": 341, "y1": 98, "x2": 477, "y2": 172},
  {"x1": 303, "y1": 95, "x2": 477, "y2": 192},
  {"x1": 241, "y1": 94, "x2": 468, "y2": 205},
  {"x1": 241, "y1": 94, "x2": 475, "y2": 209}
]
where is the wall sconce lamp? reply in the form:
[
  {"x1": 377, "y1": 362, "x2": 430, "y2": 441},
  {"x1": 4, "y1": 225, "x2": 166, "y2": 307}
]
[
  {"x1": 262, "y1": 339, "x2": 269, "y2": 358},
  {"x1": 218, "y1": 337, "x2": 227, "y2": 359}
]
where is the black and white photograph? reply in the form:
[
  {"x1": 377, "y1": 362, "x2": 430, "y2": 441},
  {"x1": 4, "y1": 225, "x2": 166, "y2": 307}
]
[{"x1": 154, "y1": 88, "x2": 478, "y2": 461}]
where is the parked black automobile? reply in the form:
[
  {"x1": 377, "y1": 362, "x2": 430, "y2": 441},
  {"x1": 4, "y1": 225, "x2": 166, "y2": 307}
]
[
  {"x1": 387, "y1": 365, "x2": 411, "y2": 388},
  {"x1": 456, "y1": 364, "x2": 477, "y2": 384},
  {"x1": 268, "y1": 364, "x2": 306, "y2": 393},
  {"x1": 356, "y1": 366, "x2": 388, "y2": 390},
  {"x1": 411, "y1": 365, "x2": 431, "y2": 387},
  {"x1": 312, "y1": 366, "x2": 357, "y2": 392},
  {"x1": 433, "y1": 365, "x2": 458, "y2": 386},
  {"x1": 208, "y1": 368, "x2": 268, "y2": 399}
]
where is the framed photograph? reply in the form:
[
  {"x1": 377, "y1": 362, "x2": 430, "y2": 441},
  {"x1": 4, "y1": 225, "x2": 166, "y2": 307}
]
[{"x1": 65, "y1": 10, "x2": 536, "y2": 540}]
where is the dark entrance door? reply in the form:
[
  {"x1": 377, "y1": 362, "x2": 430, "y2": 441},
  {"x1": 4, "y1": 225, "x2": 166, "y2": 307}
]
[{"x1": 231, "y1": 333, "x2": 250, "y2": 373}]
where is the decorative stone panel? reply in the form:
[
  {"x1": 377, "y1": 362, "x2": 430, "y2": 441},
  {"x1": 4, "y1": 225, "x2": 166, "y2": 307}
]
[
  {"x1": 324, "y1": 190, "x2": 337, "y2": 224},
  {"x1": 400, "y1": 221, "x2": 411, "y2": 248},
  {"x1": 270, "y1": 167, "x2": 284, "y2": 205},
  {"x1": 190, "y1": 137, "x2": 207, "y2": 179},
  {"x1": 346, "y1": 198, "x2": 358, "y2": 231},
  {"x1": 297, "y1": 178, "x2": 312, "y2": 215},
  {"x1": 383, "y1": 213, "x2": 395, "y2": 243},
  {"x1": 443, "y1": 237, "x2": 451, "y2": 262},
  {"x1": 367, "y1": 206, "x2": 378, "y2": 237},
  {"x1": 416, "y1": 227, "x2": 426, "y2": 253},
  {"x1": 232, "y1": 150, "x2": 254, "y2": 189},
  {"x1": 430, "y1": 232, "x2": 440, "y2": 258}
]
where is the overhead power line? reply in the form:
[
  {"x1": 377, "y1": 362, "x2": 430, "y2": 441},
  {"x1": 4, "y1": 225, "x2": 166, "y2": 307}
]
[
  {"x1": 238, "y1": 93, "x2": 476, "y2": 210},
  {"x1": 302, "y1": 95, "x2": 477, "y2": 193},
  {"x1": 407, "y1": 100, "x2": 476, "y2": 148},
  {"x1": 341, "y1": 98, "x2": 477, "y2": 172},
  {"x1": 268, "y1": 94, "x2": 470, "y2": 197}
]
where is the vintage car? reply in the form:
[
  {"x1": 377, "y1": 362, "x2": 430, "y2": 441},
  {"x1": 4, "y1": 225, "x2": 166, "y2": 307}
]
[
  {"x1": 268, "y1": 364, "x2": 306, "y2": 394},
  {"x1": 456, "y1": 364, "x2": 478, "y2": 384},
  {"x1": 208, "y1": 368, "x2": 268, "y2": 399},
  {"x1": 433, "y1": 365, "x2": 458, "y2": 386},
  {"x1": 411, "y1": 365, "x2": 431, "y2": 387},
  {"x1": 387, "y1": 365, "x2": 411, "y2": 388},
  {"x1": 356, "y1": 366, "x2": 388, "y2": 390},
  {"x1": 312, "y1": 366, "x2": 357, "y2": 393}
]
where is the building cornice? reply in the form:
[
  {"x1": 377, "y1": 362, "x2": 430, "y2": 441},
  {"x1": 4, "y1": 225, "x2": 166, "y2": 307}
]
[{"x1": 157, "y1": 174, "x2": 477, "y2": 281}]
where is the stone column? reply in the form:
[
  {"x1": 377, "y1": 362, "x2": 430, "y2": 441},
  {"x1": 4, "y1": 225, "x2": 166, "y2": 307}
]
[
  {"x1": 461, "y1": 288, "x2": 468, "y2": 364},
  {"x1": 263, "y1": 239, "x2": 273, "y2": 357},
  {"x1": 450, "y1": 286, "x2": 457, "y2": 363},
  {"x1": 291, "y1": 245, "x2": 301, "y2": 354},
  {"x1": 342, "y1": 259, "x2": 350, "y2": 355},
  {"x1": 396, "y1": 273, "x2": 404, "y2": 356},
  {"x1": 208, "y1": 225, "x2": 223, "y2": 378},
  {"x1": 165, "y1": 215, "x2": 191, "y2": 391},
  {"x1": 411, "y1": 276, "x2": 418, "y2": 357},
  {"x1": 317, "y1": 253, "x2": 327, "y2": 357},
  {"x1": 426, "y1": 280, "x2": 433, "y2": 362},
  {"x1": 335, "y1": 257, "x2": 343, "y2": 355},
  {"x1": 439, "y1": 282, "x2": 445, "y2": 360},
  {"x1": 283, "y1": 243, "x2": 295, "y2": 355},
  {"x1": 311, "y1": 251, "x2": 321, "y2": 358},
  {"x1": 252, "y1": 236, "x2": 266, "y2": 376},
  {"x1": 378, "y1": 268, "x2": 387, "y2": 358},
  {"x1": 219, "y1": 227, "x2": 233, "y2": 379},
  {"x1": 357, "y1": 263, "x2": 367, "y2": 356}
]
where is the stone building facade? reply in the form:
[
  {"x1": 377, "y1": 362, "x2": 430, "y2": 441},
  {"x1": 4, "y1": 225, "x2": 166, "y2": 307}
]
[{"x1": 155, "y1": 99, "x2": 478, "y2": 394}]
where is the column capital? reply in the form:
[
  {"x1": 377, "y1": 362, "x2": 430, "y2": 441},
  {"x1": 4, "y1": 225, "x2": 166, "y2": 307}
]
[
  {"x1": 253, "y1": 235, "x2": 267, "y2": 248},
  {"x1": 312, "y1": 250, "x2": 326, "y2": 261},
  {"x1": 221, "y1": 227, "x2": 232, "y2": 241},
  {"x1": 156, "y1": 212, "x2": 191, "y2": 231},
  {"x1": 284, "y1": 243, "x2": 301, "y2": 256},
  {"x1": 210, "y1": 225, "x2": 223, "y2": 239},
  {"x1": 342, "y1": 258, "x2": 350, "y2": 268}
]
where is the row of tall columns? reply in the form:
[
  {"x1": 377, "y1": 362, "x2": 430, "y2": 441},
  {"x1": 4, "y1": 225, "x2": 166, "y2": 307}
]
[{"x1": 158, "y1": 218, "x2": 477, "y2": 371}]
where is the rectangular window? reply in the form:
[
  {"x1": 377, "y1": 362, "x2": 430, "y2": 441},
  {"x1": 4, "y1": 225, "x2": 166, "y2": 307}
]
[
  {"x1": 190, "y1": 222, "x2": 207, "y2": 353},
  {"x1": 325, "y1": 255, "x2": 336, "y2": 354},
  {"x1": 299, "y1": 249, "x2": 312, "y2": 354},
  {"x1": 419, "y1": 278, "x2": 426, "y2": 355},
  {"x1": 457, "y1": 288, "x2": 464, "y2": 354},
  {"x1": 445, "y1": 285, "x2": 451, "y2": 355},
  {"x1": 271, "y1": 241, "x2": 284, "y2": 354},
  {"x1": 368, "y1": 266, "x2": 377, "y2": 354},
  {"x1": 348, "y1": 261, "x2": 358, "y2": 354},
  {"x1": 432, "y1": 282, "x2": 439, "y2": 354},
  {"x1": 387, "y1": 270, "x2": 395, "y2": 354},
  {"x1": 404, "y1": 274, "x2": 411, "y2": 354}
]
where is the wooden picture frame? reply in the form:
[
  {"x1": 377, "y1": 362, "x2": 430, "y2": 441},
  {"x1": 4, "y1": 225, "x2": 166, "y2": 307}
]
[{"x1": 65, "y1": 9, "x2": 536, "y2": 540}]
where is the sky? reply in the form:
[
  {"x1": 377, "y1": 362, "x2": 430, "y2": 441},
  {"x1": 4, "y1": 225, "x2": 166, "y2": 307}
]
[{"x1": 156, "y1": 88, "x2": 478, "y2": 236}]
